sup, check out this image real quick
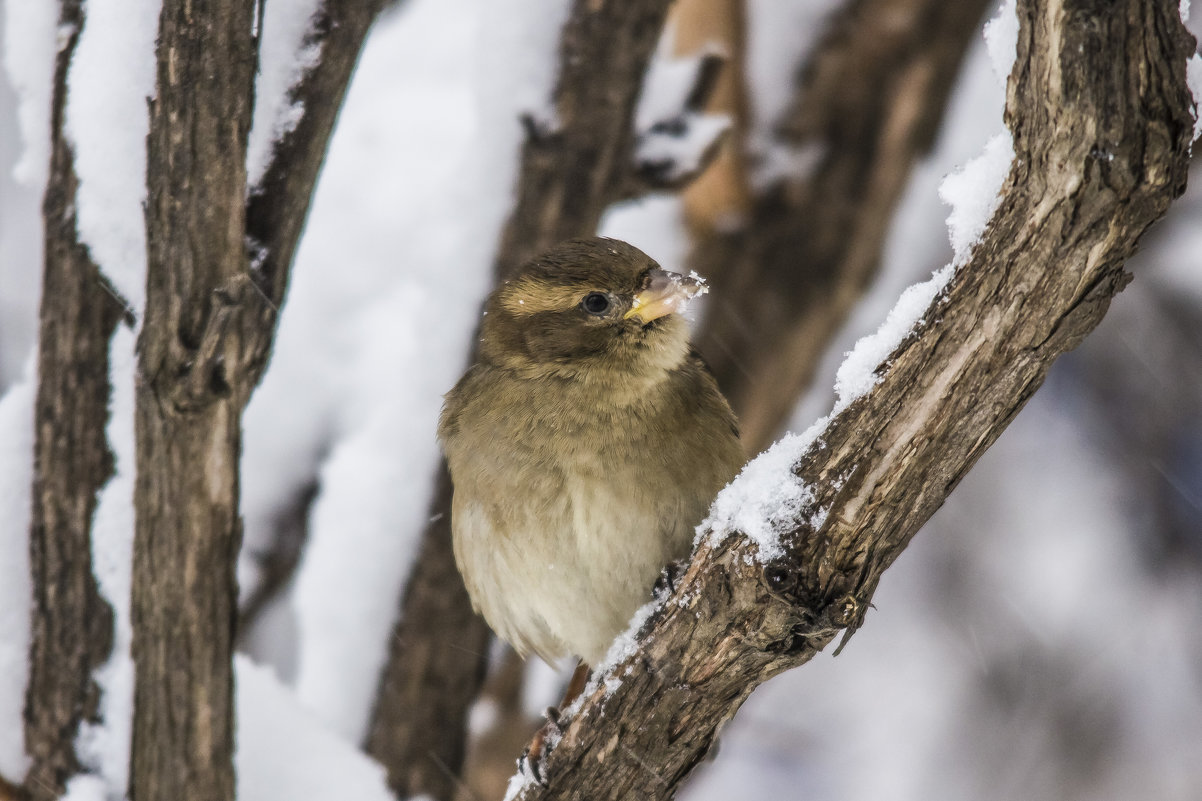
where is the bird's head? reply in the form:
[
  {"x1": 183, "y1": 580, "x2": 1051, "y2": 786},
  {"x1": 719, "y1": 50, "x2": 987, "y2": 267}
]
[{"x1": 479, "y1": 237, "x2": 706, "y2": 380}]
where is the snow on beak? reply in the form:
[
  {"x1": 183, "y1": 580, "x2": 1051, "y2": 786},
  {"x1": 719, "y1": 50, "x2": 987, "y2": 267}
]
[{"x1": 623, "y1": 268, "x2": 708, "y2": 323}]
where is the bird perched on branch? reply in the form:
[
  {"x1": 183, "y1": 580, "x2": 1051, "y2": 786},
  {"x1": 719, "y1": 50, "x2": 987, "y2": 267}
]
[{"x1": 439, "y1": 237, "x2": 743, "y2": 668}]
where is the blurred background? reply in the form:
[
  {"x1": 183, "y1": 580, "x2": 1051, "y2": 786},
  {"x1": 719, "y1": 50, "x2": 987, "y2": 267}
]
[{"x1": 2, "y1": 1, "x2": 1200, "y2": 799}]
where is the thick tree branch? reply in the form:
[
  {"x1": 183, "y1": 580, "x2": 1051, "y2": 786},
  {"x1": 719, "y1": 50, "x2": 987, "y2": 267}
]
[
  {"x1": 511, "y1": 1, "x2": 1197, "y2": 798},
  {"x1": 22, "y1": 2, "x2": 122, "y2": 798},
  {"x1": 694, "y1": 0, "x2": 993, "y2": 452},
  {"x1": 131, "y1": 1, "x2": 257, "y2": 798},
  {"x1": 366, "y1": 2, "x2": 676, "y2": 797}
]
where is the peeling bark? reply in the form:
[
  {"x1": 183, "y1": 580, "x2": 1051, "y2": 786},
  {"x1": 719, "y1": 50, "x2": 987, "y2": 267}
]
[{"x1": 511, "y1": 1, "x2": 1197, "y2": 797}]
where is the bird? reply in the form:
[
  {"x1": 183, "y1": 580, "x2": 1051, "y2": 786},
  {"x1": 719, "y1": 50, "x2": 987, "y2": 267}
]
[{"x1": 438, "y1": 236, "x2": 744, "y2": 669}]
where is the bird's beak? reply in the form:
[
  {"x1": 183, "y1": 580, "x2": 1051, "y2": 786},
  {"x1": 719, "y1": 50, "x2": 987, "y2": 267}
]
[{"x1": 624, "y1": 268, "x2": 708, "y2": 323}]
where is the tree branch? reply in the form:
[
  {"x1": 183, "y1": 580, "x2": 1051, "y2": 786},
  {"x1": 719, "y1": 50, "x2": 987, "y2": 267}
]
[
  {"x1": 511, "y1": 0, "x2": 1197, "y2": 797},
  {"x1": 131, "y1": 1, "x2": 257, "y2": 798},
  {"x1": 22, "y1": 2, "x2": 122, "y2": 798}
]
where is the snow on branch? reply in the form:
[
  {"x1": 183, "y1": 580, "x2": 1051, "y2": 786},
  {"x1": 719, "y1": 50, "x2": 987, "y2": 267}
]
[{"x1": 506, "y1": 0, "x2": 1198, "y2": 798}]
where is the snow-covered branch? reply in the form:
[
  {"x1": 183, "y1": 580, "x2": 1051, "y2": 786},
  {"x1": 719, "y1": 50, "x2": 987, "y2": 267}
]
[{"x1": 508, "y1": 0, "x2": 1198, "y2": 797}]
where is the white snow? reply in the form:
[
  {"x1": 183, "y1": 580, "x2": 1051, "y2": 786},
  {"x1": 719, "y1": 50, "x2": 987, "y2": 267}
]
[
  {"x1": 503, "y1": 770, "x2": 534, "y2": 801},
  {"x1": 73, "y1": 325, "x2": 137, "y2": 799},
  {"x1": 633, "y1": 43, "x2": 732, "y2": 184},
  {"x1": 635, "y1": 113, "x2": 731, "y2": 185},
  {"x1": 1183, "y1": 0, "x2": 1192, "y2": 21},
  {"x1": 835, "y1": 266, "x2": 955, "y2": 405},
  {"x1": 0, "y1": 366, "x2": 34, "y2": 783},
  {"x1": 703, "y1": 431, "x2": 819, "y2": 562},
  {"x1": 1, "y1": 0, "x2": 56, "y2": 187},
  {"x1": 707, "y1": 7, "x2": 1014, "y2": 564},
  {"x1": 1187, "y1": 54, "x2": 1202, "y2": 142},
  {"x1": 246, "y1": 0, "x2": 324, "y2": 187},
  {"x1": 636, "y1": 37, "x2": 716, "y2": 130},
  {"x1": 938, "y1": 133, "x2": 1013, "y2": 266},
  {"x1": 64, "y1": 0, "x2": 159, "y2": 314},
  {"x1": 745, "y1": 0, "x2": 845, "y2": 149},
  {"x1": 235, "y1": 656, "x2": 394, "y2": 801},
  {"x1": 983, "y1": 0, "x2": 1018, "y2": 87}
]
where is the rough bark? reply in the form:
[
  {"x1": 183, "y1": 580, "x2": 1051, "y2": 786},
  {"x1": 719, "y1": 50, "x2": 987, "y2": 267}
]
[
  {"x1": 693, "y1": 0, "x2": 992, "y2": 452},
  {"x1": 511, "y1": 0, "x2": 1197, "y2": 798},
  {"x1": 130, "y1": 2, "x2": 257, "y2": 800},
  {"x1": 130, "y1": 1, "x2": 386, "y2": 798},
  {"x1": 365, "y1": 2, "x2": 678, "y2": 797},
  {"x1": 22, "y1": 2, "x2": 123, "y2": 799}
]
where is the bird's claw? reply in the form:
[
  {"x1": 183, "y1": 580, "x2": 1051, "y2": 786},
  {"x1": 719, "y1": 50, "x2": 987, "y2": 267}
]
[
  {"x1": 518, "y1": 707, "x2": 564, "y2": 786},
  {"x1": 654, "y1": 560, "x2": 686, "y2": 600}
]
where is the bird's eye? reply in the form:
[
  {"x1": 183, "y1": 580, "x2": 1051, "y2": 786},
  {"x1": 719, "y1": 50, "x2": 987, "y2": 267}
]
[{"x1": 581, "y1": 292, "x2": 611, "y2": 315}]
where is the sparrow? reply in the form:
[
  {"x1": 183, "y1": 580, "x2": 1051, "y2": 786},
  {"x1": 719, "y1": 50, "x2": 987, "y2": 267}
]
[{"x1": 439, "y1": 237, "x2": 743, "y2": 666}]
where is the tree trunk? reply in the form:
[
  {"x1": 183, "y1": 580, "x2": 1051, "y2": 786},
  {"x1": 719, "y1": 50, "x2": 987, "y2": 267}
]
[
  {"x1": 130, "y1": 1, "x2": 256, "y2": 799},
  {"x1": 509, "y1": 0, "x2": 1197, "y2": 797},
  {"x1": 22, "y1": 2, "x2": 122, "y2": 798}
]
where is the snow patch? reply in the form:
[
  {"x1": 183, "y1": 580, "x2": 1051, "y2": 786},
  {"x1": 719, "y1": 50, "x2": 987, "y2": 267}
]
[
  {"x1": 938, "y1": 133, "x2": 1013, "y2": 266},
  {"x1": 74, "y1": 325, "x2": 137, "y2": 798},
  {"x1": 2, "y1": 0, "x2": 56, "y2": 187},
  {"x1": 504, "y1": 770, "x2": 535, "y2": 801},
  {"x1": 703, "y1": 431, "x2": 822, "y2": 562},
  {"x1": 0, "y1": 369, "x2": 34, "y2": 781},
  {"x1": 983, "y1": 0, "x2": 1018, "y2": 87},
  {"x1": 1187, "y1": 53, "x2": 1202, "y2": 142},
  {"x1": 64, "y1": 0, "x2": 159, "y2": 314},
  {"x1": 834, "y1": 266, "x2": 954, "y2": 406},
  {"x1": 235, "y1": 657, "x2": 394, "y2": 801}
]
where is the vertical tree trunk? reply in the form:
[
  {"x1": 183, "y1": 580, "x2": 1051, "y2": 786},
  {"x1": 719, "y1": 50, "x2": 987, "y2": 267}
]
[
  {"x1": 22, "y1": 2, "x2": 122, "y2": 798},
  {"x1": 130, "y1": 1, "x2": 256, "y2": 799}
]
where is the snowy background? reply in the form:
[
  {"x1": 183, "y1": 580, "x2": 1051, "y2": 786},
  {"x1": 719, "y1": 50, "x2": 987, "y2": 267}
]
[{"x1": 2, "y1": 0, "x2": 1202, "y2": 799}]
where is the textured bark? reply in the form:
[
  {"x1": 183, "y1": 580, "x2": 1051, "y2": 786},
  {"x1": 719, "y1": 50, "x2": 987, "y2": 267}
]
[
  {"x1": 130, "y1": 2, "x2": 257, "y2": 800},
  {"x1": 366, "y1": 2, "x2": 677, "y2": 798},
  {"x1": 511, "y1": 0, "x2": 1197, "y2": 798},
  {"x1": 22, "y1": 2, "x2": 123, "y2": 799},
  {"x1": 694, "y1": 0, "x2": 992, "y2": 452},
  {"x1": 130, "y1": 1, "x2": 385, "y2": 798}
]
